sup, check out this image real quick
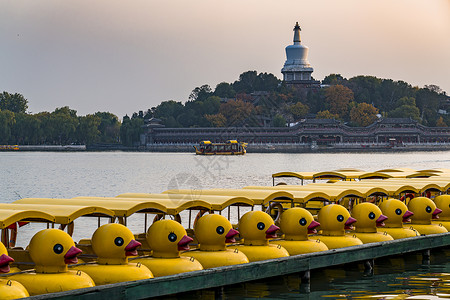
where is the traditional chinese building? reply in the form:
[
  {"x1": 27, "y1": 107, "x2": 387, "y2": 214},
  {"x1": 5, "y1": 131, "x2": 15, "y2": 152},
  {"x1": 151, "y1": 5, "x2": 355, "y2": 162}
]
[{"x1": 140, "y1": 118, "x2": 450, "y2": 146}]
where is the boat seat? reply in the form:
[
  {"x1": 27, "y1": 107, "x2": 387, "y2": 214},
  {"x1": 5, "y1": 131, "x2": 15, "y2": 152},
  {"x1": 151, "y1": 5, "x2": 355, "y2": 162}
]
[{"x1": 8, "y1": 248, "x2": 34, "y2": 271}]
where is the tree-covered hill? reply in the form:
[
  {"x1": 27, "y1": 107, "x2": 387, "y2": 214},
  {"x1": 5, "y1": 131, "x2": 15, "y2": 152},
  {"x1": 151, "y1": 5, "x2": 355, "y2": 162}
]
[{"x1": 1, "y1": 71, "x2": 448, "y2": 146}]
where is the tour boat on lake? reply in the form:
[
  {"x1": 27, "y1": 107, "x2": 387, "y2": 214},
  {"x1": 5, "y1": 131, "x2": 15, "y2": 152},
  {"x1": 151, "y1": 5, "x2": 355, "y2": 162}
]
[{"x1": 193, "y1": 140, "x2": 247, "y2": 155}]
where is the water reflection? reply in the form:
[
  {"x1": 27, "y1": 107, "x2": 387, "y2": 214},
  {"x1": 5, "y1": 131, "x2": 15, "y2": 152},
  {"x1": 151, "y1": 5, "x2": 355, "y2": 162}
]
[{"x1": 172, "y1": 249, "x2": 450, "y2": 299}]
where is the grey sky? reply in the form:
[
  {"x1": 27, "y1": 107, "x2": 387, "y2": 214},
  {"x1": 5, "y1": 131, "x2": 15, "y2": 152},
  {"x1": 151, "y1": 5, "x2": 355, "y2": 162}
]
[{"x1": 1, "y1": 0, "x2": 449, "y2": 118}]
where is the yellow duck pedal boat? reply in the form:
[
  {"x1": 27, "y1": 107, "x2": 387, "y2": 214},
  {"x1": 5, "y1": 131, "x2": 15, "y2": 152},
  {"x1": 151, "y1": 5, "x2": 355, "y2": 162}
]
[
  {"x1": 182, "y1": 214, "x2": 249, "y2": 268},
  {"x1": 7, "y1": 229, "x2": 95, "y2": 296},
  {"x1": 270, "y1": 207, "x2": 328, "y2": 255},
  {"x1": 133, "y1": 219, "x2": 204, "y2": 276},
  {"x1": 351, "y1": 202, "x2": 394, "y2": 244},
  {"x1": 72, "y1": 223, "x2": 153, "y2": 285},
  {"x1": 0, "y1": 241, "x2": 29, "y2": 299},
  {"x1": 230, "y1": 211, "x2": 289, "y2": 262},
  {"x1": 313, "y1": 204, "x2": 363, "y2": 249},
  {"x1": 432, "y1": 195, "x2": 450, "y2": 231},
  {"x1": 407, "y1": 197, "x2": 448, "y2": 235},
  {"x1": 378, "y1": 199, "x2": 418, "y2": 239}
]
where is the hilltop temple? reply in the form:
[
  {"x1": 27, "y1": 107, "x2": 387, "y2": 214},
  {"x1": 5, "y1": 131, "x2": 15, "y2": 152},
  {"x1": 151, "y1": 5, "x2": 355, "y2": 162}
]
[{"x1": 281, "y1": 22, "x2": 320, "y2": 89}]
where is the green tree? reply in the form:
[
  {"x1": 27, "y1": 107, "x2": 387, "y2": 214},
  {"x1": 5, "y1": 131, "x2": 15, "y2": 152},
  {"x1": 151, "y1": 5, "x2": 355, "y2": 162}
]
[
  {"x1": 11, "y1": 113, "x2": 41, "y2": 144},
  {"x1": 322, "y1": 74, "x2": 347, "y2": 85},
  {"x1": 153, "y1": 100, "x2": 185, "y2": 127},
  {"x1": 272, "y1": 114, "x2": 287, "y2": 127},
  {"x1": 289, "y1": 102, "x2": 309, "y2": 121},
  {"x1": 94, "y1": 112, "x2": 120, "y2": 143},
  {"x1": 0, "y1": 109, "x2": 16, "y2": 143},
  {"x1": 0, "y1": 92, "x2": 28, "y2": 113},
  {"x1": 49, "y1": 107, "x2": 79, "y2": 144},
  {"x1": 77, "y1": 114, "x2": 101, "y2": 145},
  {"x1": 120, "y1": 115, "x2": 144, "y2": 146},
  {"x1": 388, "y1": 103, "x2": 421, "y2": 121},
  {"x1": 213, "y1": 82, "x2": 235, "y2": 98},
  {"x1": 189, "y1": 85, "x2": 212, "y2": 102},
  {"x1": 350, "y1": 103, "x2": 379, "y2": 126}
]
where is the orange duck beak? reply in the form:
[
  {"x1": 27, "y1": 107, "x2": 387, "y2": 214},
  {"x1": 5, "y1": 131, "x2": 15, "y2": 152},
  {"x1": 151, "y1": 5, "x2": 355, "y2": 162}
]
[
  {"x1": 125, "y1": 239, "x2": 142, "y2": 256},
  {"x1": 0, "y1": 254, "x2": 14, "y2": 273},
  {"x1": 307, "y1": 220, "x2": 320, "y2": 234},
  {"x1": 177, "y1": 235, "x2": 193, "y2": 251},
  {"x1": 376, "y1": 215, "x2": 388, "y2": 227},
  {"x1": 344, "y1": 217, "x2": 357, "y2": 230},
  {"x1": 265, "y1": 224, "x2": 280, "y2": 239},
  {"x1": 225, "y1": 228, "x2": 239, "y2": 243},
  {"x1": 432, "y1": 208, "x2": 443, "y2": 219},
  {"x1": 64, "y1": 246, "x2": 82, "y2": 264}
]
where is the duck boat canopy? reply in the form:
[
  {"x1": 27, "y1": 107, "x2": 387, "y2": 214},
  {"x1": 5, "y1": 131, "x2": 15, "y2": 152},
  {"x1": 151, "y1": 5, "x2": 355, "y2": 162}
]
[{"x1": 194, "y1": 140, "x2": 247, "y2": 155}]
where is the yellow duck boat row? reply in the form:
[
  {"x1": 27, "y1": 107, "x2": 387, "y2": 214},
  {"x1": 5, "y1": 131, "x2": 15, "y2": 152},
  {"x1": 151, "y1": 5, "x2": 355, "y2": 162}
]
[{"x1": 0, "y1": 168, "x2": 448, "y2": 298}]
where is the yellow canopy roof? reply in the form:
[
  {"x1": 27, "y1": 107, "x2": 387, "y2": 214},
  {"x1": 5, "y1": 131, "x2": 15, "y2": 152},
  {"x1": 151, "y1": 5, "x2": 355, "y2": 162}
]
[
  {"x1": 13, "y1": 198, "x2": 167, "y2": 217},
  {"x1": 0, "y1": 209, "x2": 55, "y2": 229},
  {"x1": 114, "y1": 193, "x2": 253, "y2": 212},
  {"x1": 243, "y1": 185, "x2": 364, "y2": 202},
  {"x1": 0, "y1": 203, "x2": 114, "y2": 224},
  {"x1": 271, "y1": 172, "x2": 316, "y2": 180},
  {"x1": 376, "y1": 168, "x2": 417, "y2": 173},
  {"x1": 76, "y1": 195, "x2": 213, "y2": 215},
  {"x1": 162, "y1": 189, "x2": 292, "y2": 206},
  {"x1": 311, "y1": 180, "x2": 421, "y2": 196}
]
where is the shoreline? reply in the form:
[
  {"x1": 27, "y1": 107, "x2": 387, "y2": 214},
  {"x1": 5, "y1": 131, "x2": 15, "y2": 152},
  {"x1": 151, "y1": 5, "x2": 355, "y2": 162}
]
[{"x1": 3, "y1": 143, "x2": 450, "y2": 153}]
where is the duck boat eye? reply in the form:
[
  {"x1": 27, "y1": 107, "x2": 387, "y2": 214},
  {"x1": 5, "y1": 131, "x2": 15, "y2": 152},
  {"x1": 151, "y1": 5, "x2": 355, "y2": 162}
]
[
  {"x1": 368, "y1": 212, "x2": 376, "y2": 219},
  {"x1": 216, "y1": 226, "x2": 225, "y2": 235},
  {"x1": 114, "y1": 237, "x2": 124, "y2": 246},
  {"x1": 299, "y1": 218, "x2": 307, "y2": 226},
  {"x1": 257, "y1": 222, "x2": 265, "y2": 230},
  {"x1": 168, "y1": 232, "x2": 177, "y2": 242},
  {"x1": 337, "y1": 215, "x2": 344, "y2": 222},
  {"x1": 53, "y1": 243, "x2": 64, "y2": 254},
  {"x1": 395, "y1": 208, "x2": 402, "y2": 215},
  {"x1": 426, "y1": 206, "x2": 432, "y2": 213}
]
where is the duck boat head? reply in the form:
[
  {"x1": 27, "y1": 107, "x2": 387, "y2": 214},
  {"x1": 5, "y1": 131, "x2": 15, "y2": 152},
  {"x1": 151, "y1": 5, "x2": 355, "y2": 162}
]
[
  {"x1": 194, "y1": 214, "x2": 239, "y2": 251},
  {"x1": 352, "y1": 202, "x2": 387, "y2": 233},
  {"x1": 148, "y1": 219, "x2": 193, "y2": 258},
  {"x1": 92, "y1": 223, "x2": 142, "y2": 265},
  {"x1": 238, "y1": 211, "x2": 280, "y2": 246},
  {"x1": 318, "y1": 204, "x2": 356, "y2": 236},
  {"x1": 279, "y1": 207, "x2": 320, "y2": 241}
]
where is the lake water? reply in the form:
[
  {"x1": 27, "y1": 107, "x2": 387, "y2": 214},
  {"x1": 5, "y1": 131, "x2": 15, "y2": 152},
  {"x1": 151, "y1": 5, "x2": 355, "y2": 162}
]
[{"x1": 1, "y1": 150, "x2": 450, "y2": 299}]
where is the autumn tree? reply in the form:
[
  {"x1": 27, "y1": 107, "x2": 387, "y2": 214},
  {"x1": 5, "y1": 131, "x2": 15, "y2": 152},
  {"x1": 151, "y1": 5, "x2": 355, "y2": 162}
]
[
  {"x1": 205, "y1": 113, "x2": 227, "y2": 127},
  {"x1": 219, "y1": 99, "x2": 256, "y2": 126},
  {"x1": 316, "y1": 110, "x2": 339, "y2": 120},
  {"x1": 324, "y1": 85, "x2": 354, "y2": 118},
  {"x1": 436, "y1": 116, "x2": 447, "y2": 127},
  {"x1": 350, "y1": 103, "x2": 379, "y2": 126}
]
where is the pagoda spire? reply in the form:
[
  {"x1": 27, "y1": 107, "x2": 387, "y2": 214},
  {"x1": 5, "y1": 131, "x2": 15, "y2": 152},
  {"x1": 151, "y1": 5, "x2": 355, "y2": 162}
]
[{"x1": 293, "y1": 22, "x2": 301, "y2": 44}]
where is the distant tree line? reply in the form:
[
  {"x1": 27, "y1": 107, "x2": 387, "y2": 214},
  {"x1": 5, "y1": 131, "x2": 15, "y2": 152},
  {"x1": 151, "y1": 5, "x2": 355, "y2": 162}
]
[
  {"x1": 0, "y1": 92, "x2": 120, "y2": 145},
  {"x1": 1, "y1": 71, "x2": 448, "y2": 146}
]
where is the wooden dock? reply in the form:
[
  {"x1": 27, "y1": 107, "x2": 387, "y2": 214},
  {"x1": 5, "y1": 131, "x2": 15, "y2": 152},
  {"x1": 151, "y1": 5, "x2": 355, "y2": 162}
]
[{"x1": 29, "y1": 233, "x2": 450, "y2": 300}]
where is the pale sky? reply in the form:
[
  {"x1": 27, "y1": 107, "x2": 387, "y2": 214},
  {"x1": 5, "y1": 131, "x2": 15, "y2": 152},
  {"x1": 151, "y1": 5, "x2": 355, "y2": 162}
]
[{"x1": 1, "y1": 0, "x2": 449, "y2": 118}]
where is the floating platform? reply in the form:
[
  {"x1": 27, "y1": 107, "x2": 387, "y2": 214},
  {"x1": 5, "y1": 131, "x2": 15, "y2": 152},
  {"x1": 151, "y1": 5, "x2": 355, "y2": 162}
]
[{"x1": 27, "y1": 232, "x2": 450, "y2": 300}]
